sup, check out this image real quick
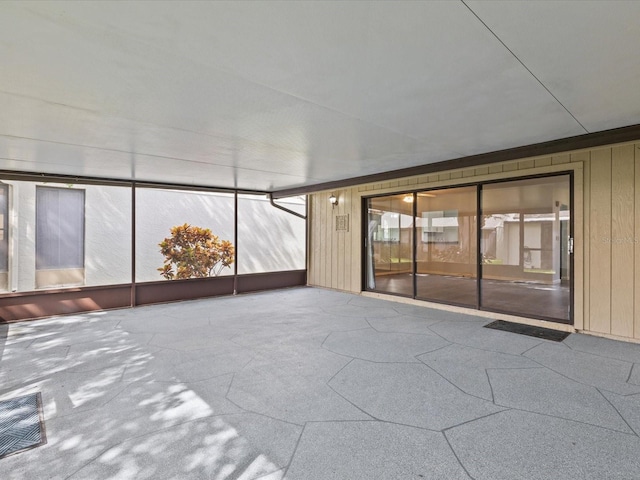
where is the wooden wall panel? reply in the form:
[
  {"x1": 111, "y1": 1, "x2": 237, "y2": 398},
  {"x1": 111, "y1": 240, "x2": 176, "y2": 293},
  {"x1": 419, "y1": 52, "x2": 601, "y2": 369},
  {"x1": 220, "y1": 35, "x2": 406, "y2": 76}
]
[
  {"x1": 635, "y1": 144, "x2": 640, "y2": 339},
  {"x1": 334, "y1": 190, "x2": 344, "y2": 290},
  {"x1": 307, "y1": 140, "x2": 640, "y2": 340},
  {"x1": 573, "y1": 150, "x2": 590, "y2": 331},
  {"x1": 572, "y1": 165, "x2": 585, "y2": 331},
  {"x1": 610, "y1": 145, "x2": 635, "y2": 337},
  {"x1": 588, "y1": 148, "x2": 612, "y2": 334},
  {"x1": 351, "y1": 188, "x2": 362, "y2": 293}
]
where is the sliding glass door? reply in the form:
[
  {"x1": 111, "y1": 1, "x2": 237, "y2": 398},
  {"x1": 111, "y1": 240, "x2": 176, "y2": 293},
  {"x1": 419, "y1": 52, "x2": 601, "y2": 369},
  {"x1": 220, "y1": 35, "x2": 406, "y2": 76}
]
[
  {"x1": 364, "y1": 173, "x2": 572, "y2": 323},
  {"x1": 480, "y1": 175, "x2": 571, "y2": 322},
  {"x1": 415, "y1": 187, "x2": 477, "y2": 307},
  {"x1": 366, "y1": 194, "x2": 414, "y2": 296}
]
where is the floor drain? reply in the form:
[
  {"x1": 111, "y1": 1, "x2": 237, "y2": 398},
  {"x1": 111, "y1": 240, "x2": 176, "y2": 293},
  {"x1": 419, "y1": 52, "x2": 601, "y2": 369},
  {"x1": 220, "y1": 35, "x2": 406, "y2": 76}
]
[
  {"x1": 484, "y1": 320, "x2": 570, "y2": 342},
  {"x1": 0, "y1": 393, "x2": 47, "y2": 459}
]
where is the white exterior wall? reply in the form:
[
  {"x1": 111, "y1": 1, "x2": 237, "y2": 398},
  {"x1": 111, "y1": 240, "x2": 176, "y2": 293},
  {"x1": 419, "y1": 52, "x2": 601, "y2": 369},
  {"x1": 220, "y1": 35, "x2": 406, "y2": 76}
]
[
  {"x1": 4, "y1": 181, "x2": 305, "y2": 292},
  {"x1": 135, "y1": 189, "x2": 236, "y2": 282},
  {"x1": 7, "y1": 181, "x2": 132, "y2": 291},
  {"x1": 237, "y1": 195, "x2": 306, "y2": 275}
]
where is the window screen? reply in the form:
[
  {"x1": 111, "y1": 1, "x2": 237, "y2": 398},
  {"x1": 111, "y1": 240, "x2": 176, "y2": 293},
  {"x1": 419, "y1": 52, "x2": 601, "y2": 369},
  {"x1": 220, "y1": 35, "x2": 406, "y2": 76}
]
[
  {"x1": 0, "y1": 184, "x2": 7, "y2": 271},
  {"x1": 36, "y1": 187, "x2": 85, "y2": 270}
]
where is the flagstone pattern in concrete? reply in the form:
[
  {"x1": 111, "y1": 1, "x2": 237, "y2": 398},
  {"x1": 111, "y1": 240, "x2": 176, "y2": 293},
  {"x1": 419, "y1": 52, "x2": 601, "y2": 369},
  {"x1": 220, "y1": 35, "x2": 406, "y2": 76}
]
[{"x1": 1, "y1": 287, "x2": 639, "y2": 479}]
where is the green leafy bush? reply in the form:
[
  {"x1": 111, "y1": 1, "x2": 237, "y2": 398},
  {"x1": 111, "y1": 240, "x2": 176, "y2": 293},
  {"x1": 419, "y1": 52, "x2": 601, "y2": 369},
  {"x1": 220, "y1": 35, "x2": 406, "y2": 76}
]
[{"x1": 158, "y1": 224, "x2": 234, "y2": 279}]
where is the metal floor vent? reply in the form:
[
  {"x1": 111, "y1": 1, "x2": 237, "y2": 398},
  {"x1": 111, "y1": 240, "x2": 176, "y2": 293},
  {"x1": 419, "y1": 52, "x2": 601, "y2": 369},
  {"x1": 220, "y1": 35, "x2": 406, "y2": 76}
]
[
  {"x1": 484, "y1": 320, "x2": 571, "y2": 342},
  {"x1": 0, "y1": 393, "x2": 47, "y2": 459}
]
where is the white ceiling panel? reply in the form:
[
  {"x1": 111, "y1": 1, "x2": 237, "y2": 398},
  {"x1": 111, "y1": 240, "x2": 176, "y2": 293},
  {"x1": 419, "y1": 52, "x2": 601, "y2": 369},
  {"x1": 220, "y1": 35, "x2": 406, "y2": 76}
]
[
  {"x1": 0, "y1": 1, "x2": 638, "y2": 191},
  {"x1": 466, "y1": 0, "x2": 640, "y2": 132}
]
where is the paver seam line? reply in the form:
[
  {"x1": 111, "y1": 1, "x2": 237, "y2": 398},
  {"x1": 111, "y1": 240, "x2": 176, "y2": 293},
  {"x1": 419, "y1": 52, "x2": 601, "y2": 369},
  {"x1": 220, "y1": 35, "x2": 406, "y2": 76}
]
[
  {"x1": 303, "y1": 419, "x2": 380, "y2": 425},
  {"x1": 223, "y1": 384, "x2": 305, "y2": 428},
  {"x1": 226, "y1": 455, "x2": 283, "y2": 480},
  {"x1": 486, "y1": 366, "x2": 638, "y2": 433},
  {"x1": 18, "y1": 338, "x2": 39, "y2": 349},
  {"x1": 363, "y1": 318, "x2": 450, "y2": 338},
  {"x1": 305, "y1": 416, "x2": 444, "y2": 434},
  {"x1": 415, "y1": 343, "x2": 456, "y2": 357},
  {"x1": 213, "y1": 411, "x2": 305, "y2": 429},
  {"x1": 562, "y1": 339, "x2": 640, "y2": 365},
  {"x1": 253, "y1": 468, "x2": 285, "y2": 480},
  {"x1": 52, "y1": 383, "x2": 130, "y2": 417},
  {"x1": 519, "y1": 341, "x2": 545, "y2": 356},
  {"x1": 326, "y1": 326, "x2": 374, "y2": 336},
  {"x1": 424, "y1": 319, "x2": 449, "y2": 338},
  {"x1": 521, "y1": 353, "x2": 640, "y2": 395},
  {"x1": 416, "y1": 358, "x2": 503, "y2": 403},
  {"x1": 627, "y1": 363, "x2": 636, "y2": 384},
  {"x1": 413, "y1": 342, "x2": 454, "y2": 358},
  {"x1": 525, "y1": 342, "x2": 635, "y2": 369},
  {"x1": 281, "y1": 422, "x2": 307, "y2": 479},
  {"x1": 325, "y1": 357, "x2": 356, "y2": 385},
  {"x1": 320, "y1": 345, "x2": 423, "y2": 364},
  {"x1": 364, "y1": 317, "x2": 379, "y2": 332},
  {"x1": 320, "y1": 332, "x2": 333, "y2": 349},
  {"x1": 489, "y1": 402, "x2": 638, "y2": 437},
  {"x1": 442, "y1": 408, "x2": 510, "y2": 435},
  {"x1": 595, "y1": 387, "x2": 639, "y2": 437},
  {"x1": 428, "y1": 325, "x2": 553, "y2": 356},
  {"x1": 63, "y1": 441, "x2": 125, "y2": 480},
  {"x1": 417, "y1": 342, "x2": 547, "y2": 363},
  {"x1": 325, "y1": 382, "x2": 377, "y2": 422},
  {"x1": 441, "y1": 430, "x2": 477, "y2": 480},
  {"x1": 485, "y1": 369, "x2": 495, "y2": 403}
]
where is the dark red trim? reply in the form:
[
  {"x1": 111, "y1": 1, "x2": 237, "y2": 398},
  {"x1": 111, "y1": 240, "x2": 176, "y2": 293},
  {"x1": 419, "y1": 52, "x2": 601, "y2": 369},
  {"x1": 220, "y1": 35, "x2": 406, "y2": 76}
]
[
  {"x1": 236, "y1": 270, "x2": 306, "y2": 293},
  {"x1": 0, "y1": 285, "x2": 132, "y2": 322},
  {"x1": 0, "y1": 270, "x2": 307, "y2": 322},
  {"x1": 134, "y1": 276, "x2": 235, "y2": 306}
]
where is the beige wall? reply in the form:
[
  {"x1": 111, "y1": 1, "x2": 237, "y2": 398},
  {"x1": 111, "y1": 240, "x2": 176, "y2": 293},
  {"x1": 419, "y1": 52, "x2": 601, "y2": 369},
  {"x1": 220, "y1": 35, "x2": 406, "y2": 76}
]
[{"x1": 308, "y1": 141, "x2": 640, "y2": 341}]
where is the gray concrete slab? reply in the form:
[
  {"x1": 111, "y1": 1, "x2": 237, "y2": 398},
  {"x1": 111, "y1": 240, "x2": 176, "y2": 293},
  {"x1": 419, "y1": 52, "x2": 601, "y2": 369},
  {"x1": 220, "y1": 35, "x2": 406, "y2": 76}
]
[
  {"x1": 488, "y1": 367, "x2": 632, "y2": 433},
  {"x1": 322, "y1": 328, "x2": 449, "y2": 362},
  {"x1": 1, "y1": 286, "x2": 640, "y2": 479},
  {"x1": 429, "y1": 319, "x2": 543, "y2": 355},
  {"x1": 286, "y1": 421, "x2": 469, "y2": 480},
  {"x1": 418, "y1": 343, "x2": 537, "y2": 401},
  {"x1": 330, "y1": 360, "x2": 504, "y2": 430},
  {"x1": 524, "y1": 341, "x2": 640, "y2": 395},
  {"x1": 446, "y1": 410, "x2": 640, "y2": 480}
]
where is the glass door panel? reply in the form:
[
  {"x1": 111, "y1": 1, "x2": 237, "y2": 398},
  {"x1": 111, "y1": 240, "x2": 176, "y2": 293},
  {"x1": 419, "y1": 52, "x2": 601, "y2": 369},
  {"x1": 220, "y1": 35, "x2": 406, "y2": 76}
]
[
  {"x1": 366, "y1": 194, "x2": 414, "y2": 296},
  {"x1": 480, "y1": 175, "x2": 571, "y2": 322},
  {"x1": 415, "y1": 186, "x2": 478, "y2": 306}
]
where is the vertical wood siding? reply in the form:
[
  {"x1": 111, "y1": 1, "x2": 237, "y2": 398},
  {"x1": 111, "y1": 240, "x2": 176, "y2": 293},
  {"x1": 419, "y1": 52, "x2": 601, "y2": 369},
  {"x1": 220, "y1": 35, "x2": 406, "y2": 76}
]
[{"x1": 308, "y1": 141, "x2": 640, "y2": 341}]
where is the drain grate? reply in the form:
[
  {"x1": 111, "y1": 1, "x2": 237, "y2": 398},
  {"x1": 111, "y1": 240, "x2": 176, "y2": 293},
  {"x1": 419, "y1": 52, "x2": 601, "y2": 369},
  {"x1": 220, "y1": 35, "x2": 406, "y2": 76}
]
[
  {"x1": 0, "y1": 393, "x2": 47, "y2": 459},
  {"x1": 484, "y1": 320, "x2": 570, "y2": 342}
]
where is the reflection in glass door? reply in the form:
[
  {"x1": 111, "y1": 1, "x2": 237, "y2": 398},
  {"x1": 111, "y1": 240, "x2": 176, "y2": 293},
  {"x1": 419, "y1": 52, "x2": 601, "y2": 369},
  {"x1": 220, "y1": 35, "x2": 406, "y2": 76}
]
[
  {"x1": 363, "y1": 173, "x2": 572, "y2": 324},
  {"x1": 415, "y1": 187, "x2": 477, "y2": 307},
  {"x1": 480, "y1": 175, "x2": 571, "y2": 322},
  {"x1": 366, "y1": 194, "x2": 414, "y2": 296}
]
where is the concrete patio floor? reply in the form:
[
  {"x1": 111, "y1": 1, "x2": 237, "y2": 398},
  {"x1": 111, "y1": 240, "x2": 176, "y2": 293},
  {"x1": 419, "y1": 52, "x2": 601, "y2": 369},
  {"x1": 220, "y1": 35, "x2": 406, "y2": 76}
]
[{"x1": 1, "y1": 287, "x2": 640, "y2": 479}]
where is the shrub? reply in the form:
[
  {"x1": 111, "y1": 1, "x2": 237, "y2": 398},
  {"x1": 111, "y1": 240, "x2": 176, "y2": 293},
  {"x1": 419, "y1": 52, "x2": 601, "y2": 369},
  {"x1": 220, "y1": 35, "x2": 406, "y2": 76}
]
[{"x1": 158, "y1": 224, "x2": 234, "y2": 279}]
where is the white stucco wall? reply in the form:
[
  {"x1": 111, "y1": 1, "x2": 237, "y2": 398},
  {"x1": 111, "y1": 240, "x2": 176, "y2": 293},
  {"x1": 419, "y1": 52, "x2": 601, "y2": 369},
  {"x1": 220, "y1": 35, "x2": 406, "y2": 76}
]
[
  {"x1": 237, "y1": 195, "x2": 306, "y2": 275},
  {"x1": 6, "y1": 181, "x2": 132, "y2": 291},
  {"x1": 4, "y1": 181, "x2": 305, "y2": 292},
  {"x1": 135, "y1": 189, "x2": 236, "y2": 282}
]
